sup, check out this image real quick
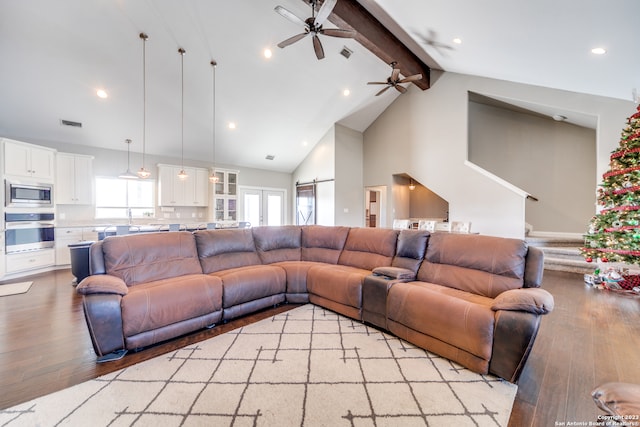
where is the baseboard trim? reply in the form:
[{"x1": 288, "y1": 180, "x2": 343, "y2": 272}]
[{"x1": 527, "y1": 231, "x2": 584, "y2": 240}]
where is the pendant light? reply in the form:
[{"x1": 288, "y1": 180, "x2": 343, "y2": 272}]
[
  {"x1": 119, "y1": 139, "x2": 139, "y2": 179},
  {"x1": 209, "y1": 59, "x2": 219, "y2": 183},
  {"x1": 177, "y1": 47, "x2": 188, "y2": 180},
  {"x1": 137, "y1": 33, "x2": 151, "y2": 179}
]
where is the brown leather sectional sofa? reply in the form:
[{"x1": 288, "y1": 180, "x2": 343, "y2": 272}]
[{"x1": 76, "y1": 225, "x2": 554, "y2": 383}]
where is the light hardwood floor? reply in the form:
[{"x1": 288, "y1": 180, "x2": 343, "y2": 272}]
[{"x1": 1, "y1": 268, "x2": 639, "y2": 426}]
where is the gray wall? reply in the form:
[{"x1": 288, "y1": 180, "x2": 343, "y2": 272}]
[
  {"x1": 468, "y1": 101, "x2": 596, "y2": 233},
  {"x1": 363, "y1": 70, "x2": 633, "y2": 238}
]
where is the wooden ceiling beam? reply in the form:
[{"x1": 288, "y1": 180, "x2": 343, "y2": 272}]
[{"x1": 320, "y1": 0, "x2": 431, "y2": 90}]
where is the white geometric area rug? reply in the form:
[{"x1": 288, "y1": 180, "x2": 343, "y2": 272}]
[{"x1": 1, "y1": 305, "x2": 517, "y2": 427}]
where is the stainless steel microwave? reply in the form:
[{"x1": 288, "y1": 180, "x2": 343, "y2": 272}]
[{"x1": 5, "y1": 180, "x2": 54, "y2": 207}]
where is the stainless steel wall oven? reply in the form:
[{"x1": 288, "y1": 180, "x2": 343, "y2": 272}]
[{"x1": 5, "y1": 212, "x2": 55, "y2": 253}]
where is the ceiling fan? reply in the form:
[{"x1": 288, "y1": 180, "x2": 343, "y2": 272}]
[
  {"x1": 274, "y1": 0, "x2": 356, "y2": 60},
  {"x1": 367, "y1": 62, "x2": 423, "y2": 96},
  {"x1": 414, "y1": 29, "x2": 454, "y2": 57}
]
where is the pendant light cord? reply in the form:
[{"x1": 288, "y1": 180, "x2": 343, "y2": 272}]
[
  {"x1": 179, "y1": 48, "x2": 186, "y2": 171},
  {"x1": 141, "y1": 33, "x2": 147, "y2": 170},
  {"x1": 212, "y1": 60, "x2": 216, "y2": 167}
]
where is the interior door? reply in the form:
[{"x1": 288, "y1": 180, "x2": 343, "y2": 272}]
[{"x1": 240, "y1": 188, "x2": 285, "y2": 226}]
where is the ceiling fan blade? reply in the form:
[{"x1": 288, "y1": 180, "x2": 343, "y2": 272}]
[
  {"x1": 320, "y1": 28, "x2": 356, "y2": 38},
  {"x1": 312, "y1": 34, "x2": 325, "y2": 60},
  {"x1": 398, "y1": 73, "x2": 423, "y2": 83},
  {"x1": 274, "y1": 5, "x2": 307, "y2": 27},
  {"x1": 395, "y1": 85, "x2": 408, "y2": 94},
  {"x1": 277, "y1": 32, "x2": 309, "y2": 48},
  {"x1": 314, "y1": 0, "x2": 337, "y2": 26},
  {"x1": 375, "y1": 86, "x2": 391, "y2": 96},
  {"x1": 391, "y1": 68, "x2": 400, "y2": 82},
  {"x1": 367, "y1": 81, "x2": 388, "y2": 85}
]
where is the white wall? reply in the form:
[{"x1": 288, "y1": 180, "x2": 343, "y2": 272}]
[
  {"x1": 334, "y1": 124, "x2": 364, "y2": 227},
  {"x1": 364, "y1": 71, "x2": 634, "y2": 238},
  {"x1": 292, "y1": 127, "x2": 336, "y2": 225},
  {"x1": 292, "y1": 124, "x2": 365, "y2": 227},
  {"x1": 17, "y1": 138, "x2": 294, "y2": 224}
]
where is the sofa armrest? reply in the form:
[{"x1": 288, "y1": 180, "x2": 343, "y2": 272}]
[
  {"x1": 592, "y1": 382, "x2": 640, "y2": 417},
  {"x1": 77, "y1": 274, "x2": 128, "y2": 296},
  {"x1": 491, "y1": 288, "x2": 554, "y2": 315},
  {"x1": 372, "y1": 266, "x2": 416, "y2": 281},
  {"x1": 81, "y1": 293, "x2": 126, "y2": 360},
  {"x1": 524, "y1": 246, "x2": 545, "y2": 288}
]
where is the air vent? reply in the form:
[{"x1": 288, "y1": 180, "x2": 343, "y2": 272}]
[
  {"x1": 339, "y1": 46, "x2": 353, "y2": 59},
  {"x1": 60, "y1": 119, "x2": 82, "y2": 128},
  {"x1": 265, "y1": 155, "x2": 275, "y2": 161}
]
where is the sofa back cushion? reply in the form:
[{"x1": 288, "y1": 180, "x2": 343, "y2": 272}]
[
  {"x1": 253, "y1": 225, "x2": 302, "y2": 264},
  {"x1": 338, "y1": 227, "x2": 398, "y2": 271},
  {"x1": 392, "y1": 229, "x2": 429, "y2": 272},
  {"x1": 195, "y1": 229, "x2": 262, "y2": 273},
  {"x1": 301, "y1": 225, "x2": 349, "y2": 264},
  {"x1": 417, "y1": 232, "x2": 527, "y2": 298},
  {"x1": 102, "y1": 231, "x2": 202, "y2": 286}
]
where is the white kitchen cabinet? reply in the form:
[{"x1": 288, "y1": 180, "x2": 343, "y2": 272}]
[
  {"x1": 55, "y1": 227, "x2": 98, "y2": 265},
  {"x1": 56, "y1": 153, "x2": 94, "y2": 204},
  {"x1": 158, "y1": 165, "x2": 186, "y2": 206},
  {"x1": 3, "y1": 139, "x2": 56, "y2": 182},
  {"x1": 213, "y1": 169, "x2": 238, "y2": 222},
  {"x1": 157, "y1": 164, "x2": 208, "y2": 207},
  {"x1": 5, "y1": 249, "x2": 55, "y2": 274},
  {"x1": 0, "y1": 231, "x2": 5, "y2": 279},
  {"x1": 187, "y1": 168, "x2": 209, "y2": 207}
]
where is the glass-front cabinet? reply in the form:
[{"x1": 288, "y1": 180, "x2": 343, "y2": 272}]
[{"x1": 213, "y1": 169, "x2": 238, "y2": 223}]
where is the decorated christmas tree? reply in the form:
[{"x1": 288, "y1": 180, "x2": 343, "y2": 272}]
[{"x1": 581, "y1": 105, "x2": 640, "y2": 272}]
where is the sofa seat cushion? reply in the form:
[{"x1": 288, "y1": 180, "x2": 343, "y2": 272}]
[
  {"x1": 387, "y1": 281, "x2": 495, "y2": 361},
  {"x1": 272, "y1": 261, "x2": 329, "y2": 295},
  {"x1": 121, "y1": 273, "x2": 223, "y2": 338},
  {"x1": 211, "y1": 265, "x2": 286, "y2": 309},
  {"x1": 307, "y1": 264, "x2": 371, "y2": 310}
]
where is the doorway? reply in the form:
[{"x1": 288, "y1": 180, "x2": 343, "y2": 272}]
[
  {"x1": 239, "y1": 187, "x2": 286, "y2": 227},
  {"x1": 364, "y1": 186, "x2": 386, "y2": 228}
]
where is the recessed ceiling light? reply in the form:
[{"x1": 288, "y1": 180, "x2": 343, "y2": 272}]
[
  {"x1": 591, "y1": 47, "x2": 606, "y2": 55},
  {"x1": 452, "y1": 38, "x2": 462, "y2": 45},
  {"x1": 96, "y1": 89, "x2": 108, "y2": 98},
  {"x1": 228, "y1": 122, "x2": 236, "y2": 130},
  {"x1": 343, "y1": 89, "x2": 350, "y2": 97},
  {"x1": 263, "y1": 48, "x2": 272, "y2": 59},
  {"x1": 302, "y1": 140, "x2": 308, "y2": 146}
]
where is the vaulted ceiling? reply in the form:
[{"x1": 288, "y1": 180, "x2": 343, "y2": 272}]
[{"x1": 0, "y1": 0, "x2": 637, "y2": 173}]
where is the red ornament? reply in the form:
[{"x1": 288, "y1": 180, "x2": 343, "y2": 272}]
[
  {"x1": 601, "y1": 257, "x2": 609, "y2": 262},
  {"x1": 586, "y1": 257, "x2": 593, "y2": 263}
]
